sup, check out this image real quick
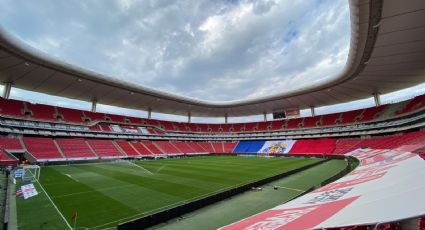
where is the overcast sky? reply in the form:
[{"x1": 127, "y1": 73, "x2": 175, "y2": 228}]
[{"x1": 0, "y1": 0, "x2": 424, "y2": 122}]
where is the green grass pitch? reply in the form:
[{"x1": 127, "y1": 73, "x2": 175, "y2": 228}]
[{"x1": 15, "y1": 156, "x2": 341, "y2": 229}]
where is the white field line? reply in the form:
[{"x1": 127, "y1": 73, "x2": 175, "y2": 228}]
[
  {"x1": 274, "y1": 185, "x2": 305, "y2": 192},
  {"x1": 51, "y1": 184, "x2": 136, "y2": 199},
  {"x1": 128, "y1": 161, "x2": 154, "y2": 175},
  {"x1": 65, "y1": 173, "x2": 80, "y2": 182},
  {"x1": 155, "y1": 164, "x2": 166, "y2": 173},
  {"x1": 34, "y1": 179, "x2": 73, "y2": 229}
]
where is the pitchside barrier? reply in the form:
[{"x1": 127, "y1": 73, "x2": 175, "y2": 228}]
[{"x1": 118, "y1": 155, "x2": 354, "y2": 230}]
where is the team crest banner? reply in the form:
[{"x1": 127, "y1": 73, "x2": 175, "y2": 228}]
[{"x1": 258, "y1": 140, "x2": 296, "y2": 154}]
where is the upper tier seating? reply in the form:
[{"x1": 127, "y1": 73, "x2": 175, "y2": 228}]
[
  {"x1": 270, "y1": 120, "x2": 285, "y2": 130},
  {"x1": 196, "y1": 124, "x2": 209, "y2": 132},
  {"x1": 84, "y1": 111, "x2": 105, "y2": 122},
  {"x1": 244, "y1": 122, "x2": 258, "y2": 132},
  {"x1": 26, "y1": 103, "x2": 57, "y2": 121},
  {"x1": 398, "y1": 94, "x2": 425, "y2": 115},
  {"x1": 302, "y1": 116, "x2": 321, "y2": 128},
  {"x1": 23, "y1": 137, "x2": 63, "y2": 159},
  {"x1": 56, "y1": 107, "x2": 85, "y2": 123},
  {"x1": 321, "y1": 113, "x2": 341, "y2": 126},
  {"x1": 159, "y1": 121, "x2": 175, "y2": 131},
  {"x1": 86, "y1": 139, "x2": 122, "y2": 157},
  {"x1": 209, "y1": 124, "x2": 220, "y2": 133},
  {"x1": 257, "y1": 121, "x2": 270, "y2": 131},
  {"x1": 361, "y1": 105, "x2": 386, "y2": 121},
  {"x1": 221, "y1": 124, "x2": 232, "y2": 132},
  {"x1": 55, "y1": 138, "x2": 96, "y2": 158},
  {"x1": 287, "y1": 118, "x2": 302, "y2": 129},
  {"x1": 0, "y1": 95, "x2": 424, "y2": 135},
  {"x1": 0, "y1": 98, "x2": 24, "y2": 117},
  {"x1": 174, "y1": 122, "x2": 188, "y2": 132},
  {"x1": 340, "y1": 109, "x2": 362, "y2": 124}
]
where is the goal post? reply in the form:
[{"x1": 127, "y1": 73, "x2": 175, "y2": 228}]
[{"x1": 23, "y1": 165, "x2": 41, "y2": 182}]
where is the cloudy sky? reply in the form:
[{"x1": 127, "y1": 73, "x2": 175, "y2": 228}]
[{"x1": 0, "y1": 0, "x2": 424, "y2": 122}]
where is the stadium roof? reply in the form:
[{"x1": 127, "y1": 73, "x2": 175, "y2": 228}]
[{"x1": 0, "y1": 0, "x2": 424, "y2": 117}]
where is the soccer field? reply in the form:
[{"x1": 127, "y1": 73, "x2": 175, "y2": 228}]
[{"x1": 15, "y1": 156, "x2": 342, "y2": 229}]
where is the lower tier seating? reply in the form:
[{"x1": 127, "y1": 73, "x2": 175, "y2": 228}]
[
  {"x1": 86, "y1": 139, "x2": 123, "y2": 157},
  {"x1": 23, "y1": 137, "x2": 63, "y2": 159},
  {"x1": 115, "y1": 140, "x2": 140, "y2": 156},
  {"x1": 55, "y1": 138, "x2": 96, "y2": 158}
]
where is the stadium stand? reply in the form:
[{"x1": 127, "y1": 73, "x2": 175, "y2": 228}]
[
  {"x1": 321, "y1": 113, "x2": 340, "y2": 126},
  {"x1": 25, "y1": 102, "x2": 58, "y2": 121},
  {"x1": 302, "y1": 116, "x2": 321, "y2": 128},
  {"x1": 0, "y1": 98, "x2": 24, "y2": 117},
  {"x1": 86, "y1": 139, "x2": 122, "y2": 157},
  {"x1": 190, "y1": 142, "x2": 207, "y2": 153},
  {"x1": 290, "y1": 139, "x2": 336, "y2": 154},
  {"x1": 154, "y1": 141, "x2": 181, "y2": 154},
  {"x1": 361, "y1": 105, "x2": 386, "y2": 121},
  {"x1": 0, "y1": 137, "x2": 23, "y2": 150},
  {"x1": 0, "y1": 96, "x2": 424, "y2": 136},
  {"x1": 56, "y1": 107, "x2": 85, "y2": 123},
  {"x1": 84, "y1": 111, "x2": 105, "y2": 122},
  {"x1": 55, "y1": 138, "x2": 97, "y2": 158},
  {"x1": 23, "y1": 137, "x2": 63, "y2": 159},
  {"x1": 397, "y1": 94, "x2": 425, "y2": 115},
  {"x1": 129, "y1": 142, "x2": 153, "y2": 156},
  {"x1": 0, "y1": 149, "x2": 18, "y2": 164},
  {"x1": 115, "y1": 140, "x2": 140, "y2": 156},
  {"x1": 142, "y1": 141, "x2": 164, "y2": 154}
]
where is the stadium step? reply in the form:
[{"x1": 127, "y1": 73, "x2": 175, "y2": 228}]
[
  {"x1": 53, "y1": 139, "x2": 67, "y2": 158},
  {"x1": 85, "y1": 140, "x2": 99, "y2": 157},
  {"x1": 112, "y1": 141, "x2": 127, "y2": 156}
]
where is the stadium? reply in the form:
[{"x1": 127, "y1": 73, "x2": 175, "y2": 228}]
[{"x1": 0, "y1": 0, "x2": 424, "y2": 229}]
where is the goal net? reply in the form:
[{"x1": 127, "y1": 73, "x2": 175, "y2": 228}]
[{"x1": 23, "y1": 165, "x2": 41, "y2": 182}]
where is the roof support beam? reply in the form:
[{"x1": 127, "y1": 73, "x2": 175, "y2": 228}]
[
  {"x1": 224, "y1": 113, "x2": 228, "y2": 124},
  {"x1": 2, "y1": 82, "x2": 12, "y2": 99},
  {"x1": 310, "y1": 106, "x2": 315, "y2": 117},
  {"x1": 373, "y1": 92, "x2": 381, "y2": 106},
  {"x1": 91, "y1": 99, "x2": 97, "y2": 113},
  {"x1": 147, "y1": 107, "x2": 152, "y2": 119},
  {"x1": 263, "y1": 112, "x2": 267, "y2": 122},
  {"x1": 188, "y1": 111, "x2": 191, "y2": 123}
]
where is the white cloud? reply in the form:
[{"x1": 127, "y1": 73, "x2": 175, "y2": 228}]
[{"x1": 0, "y1": 0, "x2": 350, "y2": 102}]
